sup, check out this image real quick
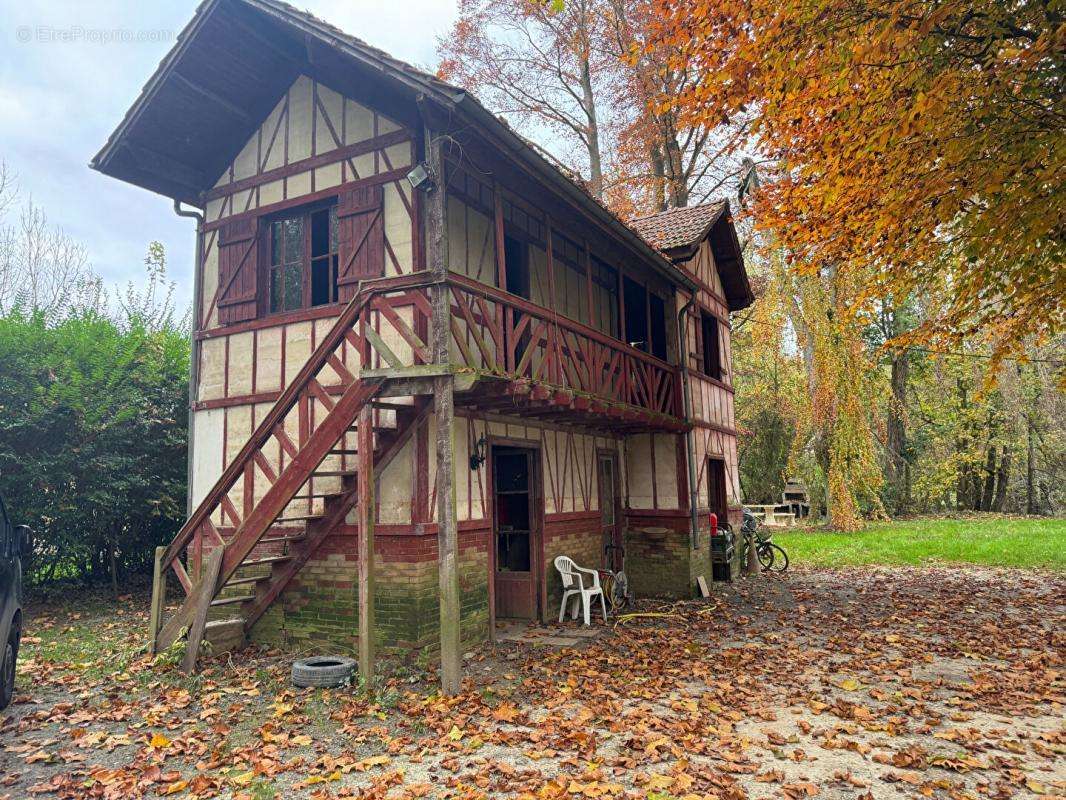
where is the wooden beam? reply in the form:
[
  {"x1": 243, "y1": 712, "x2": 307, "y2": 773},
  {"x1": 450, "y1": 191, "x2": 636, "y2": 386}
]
[
  {"x1": 171, "y1": 71, "x2": 253, "y2": 124},
  {"x1": 357, "y1": 403, "x2": 375, "y2": 682},
  {"x1": 148, "y1": 546, "x2": 166, "y2": 655},
  {"x1": 181, "y1": 547, "x2": 223, "y2": 674},
  {"x1": 426, "y1": 126, "x2": 461, "y2": 695}
]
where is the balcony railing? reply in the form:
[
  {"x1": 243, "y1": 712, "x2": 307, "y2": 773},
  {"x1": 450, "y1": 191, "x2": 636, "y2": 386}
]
[{"x1": 444, "y1": 272, "x2": 681, "y2": 419}]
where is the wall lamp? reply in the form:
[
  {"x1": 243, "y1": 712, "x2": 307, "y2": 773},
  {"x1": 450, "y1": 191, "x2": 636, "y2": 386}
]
[{"x1": 469, "y1": 435, "x2": 487, "y2": 471}]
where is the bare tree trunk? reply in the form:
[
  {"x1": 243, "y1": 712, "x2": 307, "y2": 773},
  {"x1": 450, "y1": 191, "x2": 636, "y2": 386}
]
[
  {"x1": 980, "y1": 446, "x2": 997, "y2": 512},
  {"x1": 579, "y1": 57, "x2": 604, "y2": 198},
  {"x1": 993, "y1": 448, "x2": 1011, "y2": 512},
  {"x1": 886, "y1": 348, "x2": 909, "y2": 514},
  {"x1": 955, "y1": 380, "x2": 969, "y2": 511},
  {"x1": 1026, "y1": 414, "x2": 1036, "y2": 514}
]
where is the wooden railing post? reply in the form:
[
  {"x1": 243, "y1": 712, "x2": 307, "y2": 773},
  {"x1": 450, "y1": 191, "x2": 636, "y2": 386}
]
[{"x1": 148, "y1": 545, "x2": 166, "y2": 654}]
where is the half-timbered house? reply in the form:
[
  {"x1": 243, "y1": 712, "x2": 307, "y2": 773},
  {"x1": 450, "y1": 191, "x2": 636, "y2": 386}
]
[{"x1": 91, "y1": 0, "x2": 753, "y2": 683}]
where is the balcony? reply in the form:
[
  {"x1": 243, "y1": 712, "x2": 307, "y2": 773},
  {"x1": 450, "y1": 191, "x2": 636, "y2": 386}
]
[{"x1": 360, "y1": 271, "x2": 686, "y2": 433}]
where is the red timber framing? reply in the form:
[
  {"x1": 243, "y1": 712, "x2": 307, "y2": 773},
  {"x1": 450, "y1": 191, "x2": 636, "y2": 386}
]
[{"x1": 149, "y1": 271, "x2": 435, "y2": 669}]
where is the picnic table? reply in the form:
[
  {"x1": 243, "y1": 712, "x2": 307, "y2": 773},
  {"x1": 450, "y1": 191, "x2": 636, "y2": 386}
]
[{"x1": 746, "y1": 504, "x2": 796, "y2": 527}]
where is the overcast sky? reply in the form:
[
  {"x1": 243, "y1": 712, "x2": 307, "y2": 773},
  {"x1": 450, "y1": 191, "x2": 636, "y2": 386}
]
[{"x1": 0, "y1": 0, "x2": 459, "y2": 313}]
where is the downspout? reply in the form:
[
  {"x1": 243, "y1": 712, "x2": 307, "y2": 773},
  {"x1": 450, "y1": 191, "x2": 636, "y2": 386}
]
[
  {"x1": 174, "y1": 200, "x2": 205, "y2": 517},
  {"x1": 677, "y1": 292, "x2": 700, "y2": 557}
]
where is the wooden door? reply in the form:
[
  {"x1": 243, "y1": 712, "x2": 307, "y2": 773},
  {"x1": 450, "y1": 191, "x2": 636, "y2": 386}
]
[
  {"x1": 597, "y1": 452, "x2": 621, "y2": 571},
  {"x1": 492, "y1": 446, "x2": 539, "y2": 619}
]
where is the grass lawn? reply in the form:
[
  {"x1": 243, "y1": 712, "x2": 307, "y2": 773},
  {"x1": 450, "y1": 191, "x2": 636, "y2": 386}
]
[{"x1": 775, "y1": 515, "x2": 1066, "y2": 569}]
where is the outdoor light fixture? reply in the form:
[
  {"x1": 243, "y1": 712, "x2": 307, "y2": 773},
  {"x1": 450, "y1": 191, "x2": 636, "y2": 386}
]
[
  {"x1": 469, "y1": 435, "x2": 487, "y2": 471},
  {"x1": 406, "y1": 161, "x2": 436, "y2": 192}
]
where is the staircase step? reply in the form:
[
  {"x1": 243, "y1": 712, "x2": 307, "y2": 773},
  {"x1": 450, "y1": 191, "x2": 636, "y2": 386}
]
[
  {"x1": 261, "y1": 533, "x2": 307, "y2": 544},
  {"x1": 313, "y1": 470, "x2": 358, "y2": 478},
  {"x1": 291, "y1": 492, "x2": 345, "y2": 500},
  {"x1": 241, "y1": 555, "x2": 292, "y2": 568},
  {"x1": 211, "y1": 594, "x2": 254, "y2": 607},
  {"x1": 275, "y1": 513, "x2": 322, "y2": 522},
  {"x1": 224, "y1": 575, "x2": 267, "y2": 587},
  {"x1": 329, "y1": 449, "x2": 361, "y2": 455}
]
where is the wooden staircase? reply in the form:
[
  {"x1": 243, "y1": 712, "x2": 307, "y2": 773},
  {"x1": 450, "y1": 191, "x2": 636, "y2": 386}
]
[{"x1": 148, "y1": 273, "x2": 435, "y2": 669}]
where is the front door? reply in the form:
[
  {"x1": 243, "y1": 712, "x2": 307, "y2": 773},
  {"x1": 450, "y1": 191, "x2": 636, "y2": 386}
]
[
  {"x1": 492, "y1": 446, "x2": 539, "y2": 619},
  {"x1": 597, "y1": 452, "x2": 621, "y2": 571}
]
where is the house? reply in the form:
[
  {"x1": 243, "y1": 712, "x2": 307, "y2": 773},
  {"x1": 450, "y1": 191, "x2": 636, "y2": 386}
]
[{"x1": 91, "y1": 0, "x2": 753, "y2": 685}]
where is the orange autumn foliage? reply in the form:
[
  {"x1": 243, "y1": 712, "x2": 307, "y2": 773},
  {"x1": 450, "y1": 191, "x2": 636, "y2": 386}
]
[{"x1": 651, "y1": 0, "x2": 1065, "y2": 360}]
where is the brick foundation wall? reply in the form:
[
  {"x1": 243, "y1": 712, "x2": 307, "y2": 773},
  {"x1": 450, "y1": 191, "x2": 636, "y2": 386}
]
[
  {"x1": 248, "y1": 526, "x2": 490, "y2": 655},
  {"x1": 542, "y1": 512, "x2": 601, "y2": 621},
  {"x1": 624, "y1": 512, "x2": 694, "y2": 599}
]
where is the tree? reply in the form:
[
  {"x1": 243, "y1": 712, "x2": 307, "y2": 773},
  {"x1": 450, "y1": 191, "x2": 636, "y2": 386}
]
[
  {"x1": 438, "y1": 0, "x2": 614, "y2": 197},
  {"x1": 0, "y1": 161, "x2": 102, "y2": 318},
  {"x1": 652, "y1": 0, "x2": 1065, "y2": 360},
  {"x1": 603, "y1": 0, "x2": 755, "y2": 213},
  {"x1": 0, "y1": 232, "x2": 189, "y2": 589}
]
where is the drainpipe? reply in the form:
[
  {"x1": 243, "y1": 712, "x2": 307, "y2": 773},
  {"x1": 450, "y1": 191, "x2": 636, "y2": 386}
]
[
  {"x1": 677, "y1": 293, "x2": 700, "y2": 559},
  {"x1": 174, "y1": 200, "x2": 205, "y2": 517}
]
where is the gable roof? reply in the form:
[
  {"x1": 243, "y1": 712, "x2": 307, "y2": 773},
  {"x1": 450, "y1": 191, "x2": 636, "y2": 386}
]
[
  {"x1": 90, "y1": 0, "x2": 696, "y2": 292},
  {"x1": 632, "y1": 202, "x2": 754, "y2": 311},
  {"x1": 631, "y1": 202, "x2": 728, "y2": 253}
]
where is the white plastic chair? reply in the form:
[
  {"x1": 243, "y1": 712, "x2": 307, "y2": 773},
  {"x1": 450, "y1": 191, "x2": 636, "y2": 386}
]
[{"x1": 554, "y1": 556, "x2": 607, "y2": 626}]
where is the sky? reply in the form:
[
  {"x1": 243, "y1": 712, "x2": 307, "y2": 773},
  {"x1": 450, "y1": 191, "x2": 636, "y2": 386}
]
[{"x1": 0, "y1": 0, "x2": 459, "y2": 312}]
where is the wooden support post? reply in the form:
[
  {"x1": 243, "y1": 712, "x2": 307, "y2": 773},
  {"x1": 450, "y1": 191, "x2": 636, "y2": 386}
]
[
  {"x1": 426, "y1": 125, "x2": 461, "y2": 695},
  {"x1": 357, "y1": 402, "x2": 376, "y2": 681},
  {"x1": 435, "y1": 375, "x2": 460, "y2": 694},
  {"x1": 148, "y1": 545, "x2": 166, "y2": 655},
  {"x1": 180, "y1": 546, "x2": 223, "y2": 673}
]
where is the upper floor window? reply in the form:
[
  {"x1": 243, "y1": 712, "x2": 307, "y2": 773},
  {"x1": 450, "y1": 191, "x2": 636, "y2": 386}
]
[
  {"x1": 700, "y1": 311, "x2": 722, "y2": 380},
  {"x1": 266, "y1": 204, "x2": 339, "y2": 314}
]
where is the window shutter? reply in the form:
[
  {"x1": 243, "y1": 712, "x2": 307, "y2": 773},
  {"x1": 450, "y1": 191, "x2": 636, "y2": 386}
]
[
  {"x1": 217, "y1": 217, "x2": 259, "y2": 324},
  {"x1": 336, "y1": 184, "x2": 384, "y2": 302}
]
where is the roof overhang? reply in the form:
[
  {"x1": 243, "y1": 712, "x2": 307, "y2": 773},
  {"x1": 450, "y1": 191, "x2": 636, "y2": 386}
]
[
  {"x1": 660, "y1": 202, "x2": 754, "y2": 311},
  {"x1": 91, "y1": 0, "x2": 696, "y2": 291}
]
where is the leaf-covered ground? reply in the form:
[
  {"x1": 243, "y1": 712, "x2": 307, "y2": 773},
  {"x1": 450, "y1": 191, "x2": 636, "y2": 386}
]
[{"x1": 2, "y1": 566, "x2": 1063, "y2": 800}]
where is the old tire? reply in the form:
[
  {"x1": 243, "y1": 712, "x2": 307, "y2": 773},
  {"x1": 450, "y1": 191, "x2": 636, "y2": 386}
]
[
  {"x1": 292, "y1": 656, "x2": 357, "y2": 688},
  {"x1": 0, "y1": 641, "x2": 14, "y2": 710}
]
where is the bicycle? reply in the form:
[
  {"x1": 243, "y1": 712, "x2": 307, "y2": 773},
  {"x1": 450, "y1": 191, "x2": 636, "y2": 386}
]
[
  {"x1": 742, "y1": 508, "x2": 790, "y2": 573},
  {"x1": 598, "y1": 543, "x2": 632, "y2": 613}
]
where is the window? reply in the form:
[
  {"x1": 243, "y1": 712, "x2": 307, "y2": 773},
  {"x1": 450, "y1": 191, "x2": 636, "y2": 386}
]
[
  {"x1": 700, "y1": 311, "x2": 722, "y2": 380},
  {"x1": 265, "y1": 204, "x2": 339, "y2": 314},
  {"x1": 623, "y1": 278, "x2": 669, "y2": 360},
  {"x1": 649, "y1": 293, "x2": 667, "y2": 361},
  {"x1": 623, "y1": 277, "x2": 649, "y2": 351}
]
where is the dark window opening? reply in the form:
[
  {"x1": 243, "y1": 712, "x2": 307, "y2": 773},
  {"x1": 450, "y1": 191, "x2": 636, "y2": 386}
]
[
  {"x1": 310, "y1": 206, "x2": 339, "y2": 306},
  {"x1": 701, "y1": 312, "x2": 722, "y2": 379},
  {"x1": 503, "y1": 234, "x2": 529, "y2": 298},
  {"x1": 267, "y1": 204, "x2": 338, "y2": 314},
  {"x1": 649, "y1": 293, "x2": 667, "y2": 361},
  {"x1": 623, "y1": 277, "x2": 649, "y2": 351},
  {"x1": 494, "y1": 448, "x2": 532, "y2": 573},
  {"x1": 590, "y1": 257, "x2": 618, "y2": 338}
]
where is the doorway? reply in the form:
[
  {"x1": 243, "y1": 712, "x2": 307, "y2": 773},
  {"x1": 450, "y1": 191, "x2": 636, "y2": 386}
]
[
  {"x1": 707, "y1": 458, "x2": 727, "y2": 523},
  {"x1": 597, "y1": 452, "x2": 621, "y2": 571},
  {"x1": 492, "y1": 445, "x2": 540, "y2": 619}
]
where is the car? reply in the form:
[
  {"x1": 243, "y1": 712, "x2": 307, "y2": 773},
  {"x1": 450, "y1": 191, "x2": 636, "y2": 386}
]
[{"x1": 0, "y1": 495, "x2": 29, "y2": 710}]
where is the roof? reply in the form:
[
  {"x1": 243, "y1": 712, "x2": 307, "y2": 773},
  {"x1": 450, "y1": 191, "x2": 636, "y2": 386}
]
[
  {"x1": 631, "y1": 202, "x2": 728, "y2": 253},
  {"x1": 90, "y1": 0, "x2": 696, "y2": 292},
  {"x1": 631, "y1": 202, "x2": 754, "y2": 311}
]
